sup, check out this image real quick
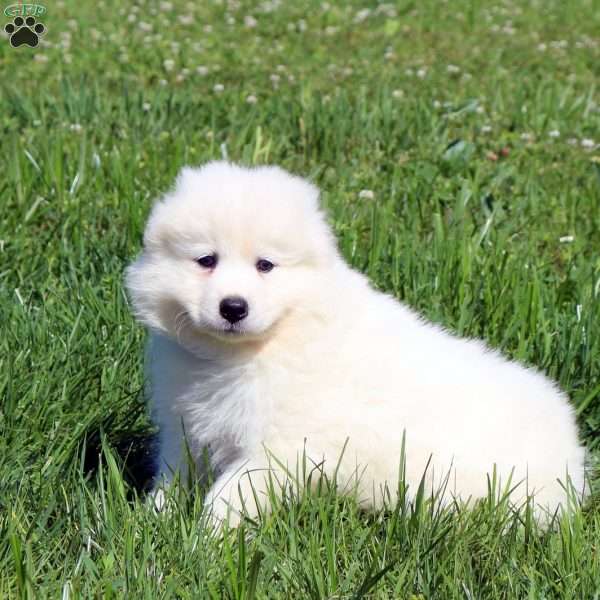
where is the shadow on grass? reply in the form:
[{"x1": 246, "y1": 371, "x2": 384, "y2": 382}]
[{"x1": 82, "y1": 427, "x2": 158, "y2": 498}]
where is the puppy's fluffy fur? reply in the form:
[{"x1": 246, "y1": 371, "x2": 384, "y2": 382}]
[{"x1": 126, "y1": 162, "x2": 586, "y2": 524}]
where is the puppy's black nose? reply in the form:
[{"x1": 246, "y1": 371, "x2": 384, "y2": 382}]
[{"x1": 219, "y1": 296, "x2": 248, "y2": 323}]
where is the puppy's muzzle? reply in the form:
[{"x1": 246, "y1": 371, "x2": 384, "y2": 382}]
[{"x1": 219, "y1": 296, "x2": 249, "y2": 323}]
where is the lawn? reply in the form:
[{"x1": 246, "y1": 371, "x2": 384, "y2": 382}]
[{"x1": 1, "y1": 0, "x2": 600, "y2": 596}]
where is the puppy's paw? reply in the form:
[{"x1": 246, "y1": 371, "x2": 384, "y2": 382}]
[
  {"x1": 203, "y1": 471, "x2": 265, "y2": 531},
  {"x1": 147, "y1": 485, "x2": 174, "y2": 513},
  {"x1": 203, "y1": 489, "x2": 245, "y2": 531},
  {"x1": 203, "y1": 499, "x2": 243, "y2": 535}
]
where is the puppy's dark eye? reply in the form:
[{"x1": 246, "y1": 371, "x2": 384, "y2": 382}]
[
  {"x1": 196, "y1": 254, "x2": 218, "y2": 269},
  {"x1": 256, "y1": 258, "x2": 275, "y2": 273}
]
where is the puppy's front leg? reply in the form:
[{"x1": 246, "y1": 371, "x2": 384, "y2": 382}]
[
  {"x1": 149, "y1": 432, "x2": 188, "y2": 511},
  {"x1": 203, "y1": 454, "x2": 284, "y2": 529}
]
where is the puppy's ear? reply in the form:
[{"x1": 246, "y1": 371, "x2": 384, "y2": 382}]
[
  {"x1": 174, "y1": 165, "x2": 203, "y2": 193},
  {"x1": 142, "y1": 201, "x2": 170, "y2": 249},
  {"x1": 142, "y1": 165, "x2": 202, "y2": 248},
  {"x1": 176, "y1": 166, "x2": 197, "y2": 185},
  {"x1": 287, "y1": 171, "x2": 320, "y2": 210},
  {"x1": 255, "y1": 165, "x2": 321, "y2": 211}
]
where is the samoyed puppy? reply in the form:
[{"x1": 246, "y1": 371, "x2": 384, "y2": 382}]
[{"x1": 126, "y1": 161, "x2": 586, "y2": 526}]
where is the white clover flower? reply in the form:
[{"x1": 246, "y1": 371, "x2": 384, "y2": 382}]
[
  {"x1": 196, "y1": 65, "x2": 209, "y2": 76},
  {"x1": 446, "y1": 64, "x2": 460, "y2": 74},
  {"x1": 213, "y1": 83, "x2": 225, "y2": 93},
  {"x1": 159, "y1": 79, "x2": 168, "y2": 86},
  {"x1": 259, "y1": 0, "x2": 281, "y2": 12},
  {"x1": 34, "y1": 54, "x2": 49, "y2": 63},
  {"x1": 297, "y1": 19, "x2": 307, "y2": 32},
  {"x1": 481, "y1": 124, "x2": 493, "y2": 134},
  {"x1": 548, "y1": 129, "x2": 560, "y2": 138},
  {"x1": 354, "y1": 8, "x2": 371, "y2": 23},
  {"x1": 226, "y1": 15, "x2": 235, "y2": 25},
  {"x1": 376, "y1": 3, "x2": 397, "y2": 17},
  {"x1": 70, "y1": 123, "x2": 83, "y2": 133},
  {"x1": 537, "y1": 42, "x2": 547, "y2": 51},
  {"x1": 567, "y1": 138, "x2": 578, "y2": 146},
  {"x1": 244, "y1": 15, "x2": 258, "y2": 28},
  {"x1": 581, "y1": 138, "x2": 595, "y2": 149},
  {"x1": 416, "y1": 68, "x2": 427, "y2": 78},
  {"x1": 179, "y1": 14, "x2": 194, "y2": 25},
  {"x1": 163, "y1": 59, "x2": 175, "y2": 72},
  {"x1": 138, "y1": 21, "x2": 152, "y2": 32},
  {"x1": 325, "y1": 25, "x2": 338, "y2": 35},
  {"x1": 358, "y1": 189, "x2": 375, "y2": 200},
  {"x1": 520, "y1": 132, "x2": 533, "y2": 141},
  {"x1": 246, "y1": 94, "x2": 257, "y2": 104},
  {"x1": 559, "y1": 235, "x2": 574, "y2": 243},
  {"x1": 270, "y1": 73, "x2": 281, "y2": 83},
  {"x1": 159, "y1": 1, "x2": 173, "y2": 11},
  {"x1": 384, "y1": 49, "x2": 395, "y2": 60},
  {"x1": 392, "y1": 89, "x2": 404, "y2": 98},
  {"x1": 405, "y1": 68, "x2": 414, "y2": 76},
  {"x1": 142, "y1": 102, "x2": 151, "y2": 112},
  {"x1": 203, "y1": 24, "x2": 213, "y2": 33},
  {"x1": 433, "y1": 100, "x2": 441, "y2": 108}
]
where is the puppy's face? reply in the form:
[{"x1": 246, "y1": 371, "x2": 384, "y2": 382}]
[{"x1": 126, "y1": 162, "x2": 338, "y2": 348}]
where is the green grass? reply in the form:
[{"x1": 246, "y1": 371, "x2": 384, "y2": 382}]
[{"x1": 2, "y1": 0, "x2": 600, "y2": 596}]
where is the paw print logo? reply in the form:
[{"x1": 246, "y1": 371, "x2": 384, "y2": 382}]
[{"x1": 4, "y1": 15, "x2": 45, "y2": 47}]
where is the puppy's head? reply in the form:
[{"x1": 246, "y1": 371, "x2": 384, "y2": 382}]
[{"x1": 126, "y1": 162, "x2": 338, "y2": 348}]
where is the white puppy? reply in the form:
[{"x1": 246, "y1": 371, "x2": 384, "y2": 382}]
[{"x1": 126, "y1": 161, "x2": 586, "y2": 525}]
